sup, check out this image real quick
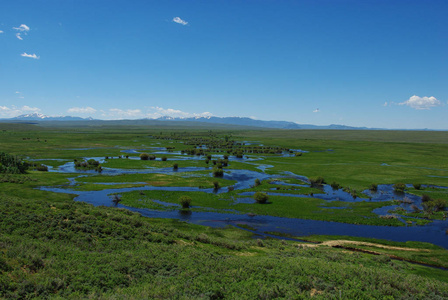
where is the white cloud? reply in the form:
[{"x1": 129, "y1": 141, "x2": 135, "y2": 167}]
[
  {"x1": 15, "y1": 91, "x2": 20, "y2": 94},
  {"x1": 16, "y1": 33, "x2": 23, "y2": 40},
  {"x1": 13, "y1": 24, "x2": 30, "y2": 32},
  {"x1": 0, "y1": 105, "x2": 41, "y2": 118},
  {"x1": 0, "y1": 30, "x2": 3, "y2": 34},
  {"x1": 146, "y1": 106, "x2": 213, "y2": 119},
  {"x1": 383, "y1": 102, "x2": 388, "y2": 106},
  {"x1": 313, "y1": 108, "x2": 320, "y2": 113},
  {"x1": 107, "y1": 108, "x2": 143, "y2": 119},
  {"x1": 21, "y1": 105, "x2": 40, "y2": 112},
  {"x1": 398, "y1": 95, "x2": 442, "y2": 110},
  {"x1": 21, "y1": 53, "x2": 40, "y2": 59},
  {"x1": 67, "y1": 107, "x2": 97, "y2": 114},
  {"x1": 173, "y1": 17, "x2": 188, "y2": 25}
]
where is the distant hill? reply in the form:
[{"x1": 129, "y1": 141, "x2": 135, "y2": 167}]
[
  {"x1": 10, "y1": 113, "x2": 94, "y2": 121},
  {"x1": 1, "y1": 113, "x2": 372, "y2": 130},
  {"x1": 154, "y1": 116, "x2": 369, "y2": 130}
]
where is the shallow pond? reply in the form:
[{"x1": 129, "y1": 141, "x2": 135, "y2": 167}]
[{"x1": 38, "y1": 153, "x2": 448, "y2": 248}]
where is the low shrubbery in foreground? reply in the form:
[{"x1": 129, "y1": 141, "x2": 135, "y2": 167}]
[{"x1": 1, "y1": 191, "x2": 448, "y2": 299}]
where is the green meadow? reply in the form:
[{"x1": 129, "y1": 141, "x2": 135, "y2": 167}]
[{"x1": 1, "y1": 122, "x2": 448, "y2": 298}]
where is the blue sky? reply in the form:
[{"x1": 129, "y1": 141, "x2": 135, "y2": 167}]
[{"x1": 1, "y1": 0, "x2": 447, "y2": 129}]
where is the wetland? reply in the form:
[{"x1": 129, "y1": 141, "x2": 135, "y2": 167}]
[{"x1": 1, "y1": 123, "x2": 448, "y2": 298}]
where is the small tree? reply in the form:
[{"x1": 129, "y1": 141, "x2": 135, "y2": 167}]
[
  {"x1": 254, "y1": 178, "x2": 261, "y2": 187},
  {"x1": 309, "y1": 176, "x2": 325, "y2": 187},
  {"x1": 213, "y1": 181, "x2": 220, "y2": 189},
  {"x1": 179, "y1": 195, "x2": 192, "y2": 209},
  {"x1": 213, "y1": 168, "x2": 223, "y2": 177},
  {"x1": 393, "y1": 183, "x2": 406, "y2": 193},
  {"x1": 413, "y1": 183, "x2": 422, "y2": 190},
  {"x1": 330, "y1": 182, "x2": 340, "y2": 189},
  {"x1": 173, "y1": 163, "x2": 179, "y2": 170},
  {"x1": 421, "y1": 194, "x2": 431, "y2": 202},
  {"x1": 369, "y1": 183, "x2": 378, "y2": 191},
  {"x1": 254, "y1": 192, "x2": 269, "y2": 204},
  {"x1": 140, "y1": 153, "x2": 149, "y2": 160}
]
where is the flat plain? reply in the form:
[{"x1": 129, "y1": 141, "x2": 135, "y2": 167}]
[{"x1": 1, "y1": 122, "x2": 448, "y2": 299}]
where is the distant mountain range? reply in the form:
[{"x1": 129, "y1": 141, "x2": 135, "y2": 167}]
[
  {"x1": 155, "y1": 116, "x2": 369, "y2": 130},
  {"x1": 1, "y1": 113, "x2": 371, "y2": 130},
  {"x1": 7, "y1": 113, "x2": 94, "y2": 121}
]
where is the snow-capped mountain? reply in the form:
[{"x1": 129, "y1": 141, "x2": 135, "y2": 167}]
[
  {"x1": 10, "y1": 113, "x2": 93, "y2": 121},
  {"x1": 155, "y1": 116, "x2": 365, "y2": 130}
]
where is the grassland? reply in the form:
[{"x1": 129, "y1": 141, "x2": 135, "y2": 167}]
[{"x1": 1, "y1": 122, "x2": 448, "y2": 298}]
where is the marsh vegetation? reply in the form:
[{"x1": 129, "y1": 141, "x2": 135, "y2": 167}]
[{"x1": 1, "y1": 123, "x2": 447, "y2": 298}]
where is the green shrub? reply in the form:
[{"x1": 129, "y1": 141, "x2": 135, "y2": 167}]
[
  {"x1": 179, "y1": 196, "x2": 192, "y2": 208},
  {"x1": 393, "y1": 183, "x2": 406, "y2": 193},
  {"x1": 36, "y1": 164, "x2": 48, "y2": 172},
  {"x1": 254, "y1": 192, "x2": 269, "y2": 204},
  {"x1": 254, "y1": 179, "x2": 261, "y2": 187},
  {"x1": 212, "y1": 168, "x2": 223, "y2": 177},
  {"x1": 139, "y1": 153, "x2": 149, "y2": 160},
  {"x1": 369, "y1": 183, "x2": 378, "y2": 191},
  {"x1": 421, "y1": 194, "x2": 431, "y2": 202},
  {"x1": 413, "y1": 183, "x2": 422, "y2": 190},
  {"x1": 330, "y1": 182, "x2": 340, "y2": 189},
  {"x1": 0, "y1": 152, "x2": 28, "y2": 174},
  {"x1": 173, "y1": 163, "x2": 178, "y2": 170},
  {"x1": 309, "y1": 176, "x2": 325, "y2": 186},
  {"x1": 213, "y1": 181, "x2": 220, "y2": 189},
  {"x1": 161, "y1": 156, "x2": 167, "y2": 161}
]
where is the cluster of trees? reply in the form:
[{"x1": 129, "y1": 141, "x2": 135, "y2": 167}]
[
  {"x1": 153, "y1": 133, "x2": 291, "y2": 157},
  {"x1": 74, "y1": 159, "x2": 102, "y2": 172},
  {"x1": 0, "y1": 152, "x2": 28, "y2": 174}
]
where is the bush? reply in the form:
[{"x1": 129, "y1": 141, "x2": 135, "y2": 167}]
[
  {"x1": 179, "y1": 195, "x2": 192, "y2": 209},
  {"x1": 393, "y1": 183, "x2": 406, "y2": 193},
  {"x1": 254, "y1": 179, "x2": 261, "y2": 187},
  {"x1": 212, "y1": 168, "x2": 223, "y2": 177},
  {"x1": 213, "y1": 181, "x2": 220, "y2": 189},
  {"x1": 421, "y1": 194, "x2": 431, "y2": 202},
  {"x1": 36, "y1": 165, "x2": 48, "y2": 172},
  {"x1": 139, "y1": 153, "x2": 149, "y2": 160},
  {"x1": 149, "y1": 155, "x2": 156, "y2": 160},
  {"x1": 413, "y1": 183, "x2": 421, "y2": 190},
  {"x1": 330, "y1": 182, "x2": 340, "y2": 189},
  {"x1": 254, "y1": 192, "x2": 269, "y2": 204},
  {"x1": 369, "y1": 183, "x2": 378, "y2": 191},
  {"x1": 161, "y1": 156, "x2": 167, "y2": 161},
  {"x1": 309, "y1": 176, "x2": 325, "y2": 186},
  {"x1": 173, "y1": 163, "x2": 178, "y2": 170},
  {"x1": 433, "y1": 199, "x2": 446, "y2": 212}
]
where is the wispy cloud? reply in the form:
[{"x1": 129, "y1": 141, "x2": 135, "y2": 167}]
[
  {"x1": 313, "y1": 108, "x2": 320, "y2": 113},
  {"x1": 21, "y1": 53, "x2": 40, "y2": 59},
  {"x1": 106, "y1": 108, "x2": 143, "y2": 119},
  {"x1": 173, "y1": 17, "x2": 188, "y2": 25},
  {"x1": 67, "y1": 107, "x2": 97, "y2": 114},
  {"x1": 13, "y1": 24, "x2": 30, "y2": 32},
  {"x1": 147, "y1": 106, "x2": 212, "y2": 119},
  {"x1": 383, "y1": 102, "x2": 388, "y2": 106},
  {"x1": 0, "y1": 105, "x2": 41, "y2": 118},
  {"x1": 398, "y1": 95, "x2": 442, "y2": 110},
  {"x1": 0, "y1": 30, "x2": 4, "y2": 34},
  {"x1": 16, "y1": 33, "x2": 23, "y2": 40}
]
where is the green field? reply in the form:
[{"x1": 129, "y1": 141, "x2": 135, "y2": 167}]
[{"x1": 1, "y1": 122, "x2": 448, "y2": 298}]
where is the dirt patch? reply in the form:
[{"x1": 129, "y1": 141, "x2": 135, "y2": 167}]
[{"x1": 320, "y1": 240, "x2": 430, "y2": 252}]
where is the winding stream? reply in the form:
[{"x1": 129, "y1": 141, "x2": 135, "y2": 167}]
[{"x1": 37, "y1": 149, "x2": 448, "y2": 249}]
